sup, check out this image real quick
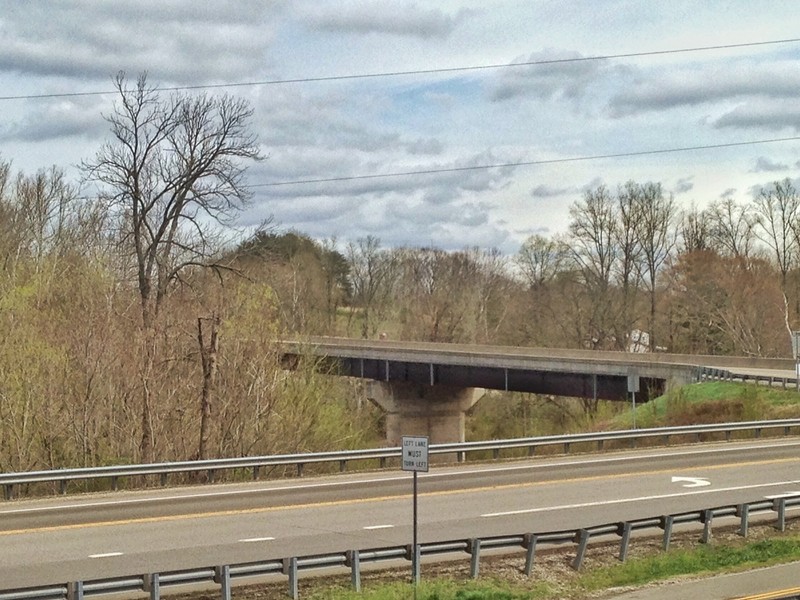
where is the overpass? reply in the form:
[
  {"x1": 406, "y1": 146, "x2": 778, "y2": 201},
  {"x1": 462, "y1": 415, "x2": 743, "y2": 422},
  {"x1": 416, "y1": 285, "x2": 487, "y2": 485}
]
[{"x1": 282, "y1": 337, "x2": 796, "y2": 447}]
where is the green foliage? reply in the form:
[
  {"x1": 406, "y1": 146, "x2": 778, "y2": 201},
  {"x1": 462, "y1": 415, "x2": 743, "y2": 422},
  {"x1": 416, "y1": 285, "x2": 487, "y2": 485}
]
[{"x1": 579, "y1": 537, "x2": 800, "y2": 591}]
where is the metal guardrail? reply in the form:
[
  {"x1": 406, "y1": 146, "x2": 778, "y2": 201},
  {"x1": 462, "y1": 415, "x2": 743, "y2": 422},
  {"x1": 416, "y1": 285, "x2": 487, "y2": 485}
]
[
  {"x1": 698, "y1": 366, "x2": 799, "y2": 388},
  {"x1": 4, "y1": 419, "x2": 800, "y2": 500},
  {"x1": 2, "y1": 495, "x2": 798, "y2": 600}
]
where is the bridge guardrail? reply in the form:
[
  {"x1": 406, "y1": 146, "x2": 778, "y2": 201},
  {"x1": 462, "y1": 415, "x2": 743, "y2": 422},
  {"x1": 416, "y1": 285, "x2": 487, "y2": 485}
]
[
  {"x1": 4, "y1": 419, "x2": 800, "y2": 500},
  {"x1": 697, "y1": 366, "x2": 799, "y2": 388},
  {"x1": 2, "y1": 495, "x2": 798, "y2": 600}
]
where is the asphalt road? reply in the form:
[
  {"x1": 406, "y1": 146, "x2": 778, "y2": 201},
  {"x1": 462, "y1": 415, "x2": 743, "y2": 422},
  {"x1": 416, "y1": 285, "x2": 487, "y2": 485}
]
[{"x1": 2, "y1": 439, "x2": 800, "y2": 589}]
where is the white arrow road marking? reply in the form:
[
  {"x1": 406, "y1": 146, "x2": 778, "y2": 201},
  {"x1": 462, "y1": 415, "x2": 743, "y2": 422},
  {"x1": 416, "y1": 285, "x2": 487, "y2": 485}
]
[
  {"x1": 88, "y1": 552, "x2": 124, "y2": 558},
  {"x1": 239, "y1": 537, "x2": 275, "y2": 543},
  {"x1": 671, "y1": 476, "x2": 711, "y2": 488},
  {"x1": 363, "y1": 524, "x2": 394, "y2": 530},
  {"x1": 765, "y1": 492, "x2": 800, "y2": 500}
]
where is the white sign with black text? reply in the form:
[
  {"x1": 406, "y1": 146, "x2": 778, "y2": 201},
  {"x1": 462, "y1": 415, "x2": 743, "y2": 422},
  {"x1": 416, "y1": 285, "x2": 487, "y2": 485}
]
[{"x1": 402, "y1": 436, "x2": 429, "y2": 472}]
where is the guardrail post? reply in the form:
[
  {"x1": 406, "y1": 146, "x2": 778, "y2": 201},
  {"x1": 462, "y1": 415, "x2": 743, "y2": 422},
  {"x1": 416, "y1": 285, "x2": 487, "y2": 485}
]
[
  {"x1": 571, "y1": 529, "x2": 590, "y2": 570},
  {"x1": 346, "y1": 550, "x2": 361, "y2": 592},
  {"x1": 283, "y1": 557, "x2": 299, "y2": 600},
  {"x1": 660, "y1": 515, "x2": 674, "y2": 550},
  {"x1": 701, "y1": 509, "x2": 713, "y2": 543},
  {"x1": 468, "y1": 538, "x2": 481, "y2": 578},
  {"x1": 297, "y1": 463, "x2": 304, "y2": 477},
  {"x1": 214, "y1": 565, "x2": 231, "y2": 600},
  {"x1": 252, "y1": 465, "x2": 260, "y2": 480},
  {"x1": 160, "y1": 473, "x2": 168, "y2": 486},
  {"x1": 67, "y1": 581, "x2": 84, "y2": 600},
  {"x1": 737, "y1": 504, "x2": 749, "y2": 537},
  {"x1": 774, "y1": 498, "x2": 787, "y2": 532},
  {"x1": 339, "y1": 459, "x2": 347, "y2": 473},
  {"x1": 111, "y1": 476, "x2": 119, "y2": 491},
  {"x1": 60, "y1": 480, "x2": 68, "y2": 495},
  {"x1": 523, "y1": 533, "x2": 537, "y2": 576},
  {"x1": 618, "y1": 522, "x2": 632, "y2": 562},
  {"x1": 527, "y1": 445, "x2": 536, "y2": 457},
  {"x1": 564, "y1": 442, "x2": 570, "y2": 453},
  {"x1": 3, "y1": 483, "x2": 13, "y2": 501},
  {"x1": 143, "y1": 573, "x2": 160, "y2": 600}
]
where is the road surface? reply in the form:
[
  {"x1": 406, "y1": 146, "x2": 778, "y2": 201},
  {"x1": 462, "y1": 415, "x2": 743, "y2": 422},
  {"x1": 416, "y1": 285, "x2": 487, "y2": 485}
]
[{"x1": 2, "y1": 439, "x2": 800, "y2": 589}]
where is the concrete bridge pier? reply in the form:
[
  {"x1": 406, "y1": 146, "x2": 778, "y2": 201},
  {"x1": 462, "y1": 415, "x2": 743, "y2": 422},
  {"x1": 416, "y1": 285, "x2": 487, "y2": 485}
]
[{"x1": 366, "y1": 381, "x2": 485, "y2": 451}]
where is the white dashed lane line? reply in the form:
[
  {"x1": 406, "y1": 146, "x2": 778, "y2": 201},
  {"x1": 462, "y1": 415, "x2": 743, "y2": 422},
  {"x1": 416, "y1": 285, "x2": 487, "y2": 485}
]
[
  {"x1": 239, "y1": 537, "x2": 276, "y2": 542},
  {"x1": 88, "y1": 552, "x2": 124, "y2": 558},
  {"x1": 363, "y1": 524, "x2": 394, "y2": 530}
]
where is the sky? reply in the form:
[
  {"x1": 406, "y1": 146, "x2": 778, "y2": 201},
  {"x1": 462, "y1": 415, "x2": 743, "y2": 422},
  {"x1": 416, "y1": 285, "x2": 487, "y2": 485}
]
[{"x1": 1, "y1": 0, "x2": 799, "y2": 254}]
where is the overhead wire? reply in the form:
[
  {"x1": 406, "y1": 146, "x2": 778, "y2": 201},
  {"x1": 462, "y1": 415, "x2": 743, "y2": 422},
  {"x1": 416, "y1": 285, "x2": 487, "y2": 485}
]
[
  {"x1": 1, "y1": 37, "x2": 798, "y2": 101},
  {"x1": 253, "y1": 136, "x2": 800, "y2": 188}
]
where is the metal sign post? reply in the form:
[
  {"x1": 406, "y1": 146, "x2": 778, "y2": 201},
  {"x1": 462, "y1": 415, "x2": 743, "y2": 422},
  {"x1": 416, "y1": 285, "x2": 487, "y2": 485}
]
[
  {"x1": 627, "y1": 371, "x2": 640, "y2": 429},
  {"x1": 402, "y1": 435, "x2": 429, "y2": 586},
  {"x1": 792, "y1": 331, "x2": 800, "y2": 392}
]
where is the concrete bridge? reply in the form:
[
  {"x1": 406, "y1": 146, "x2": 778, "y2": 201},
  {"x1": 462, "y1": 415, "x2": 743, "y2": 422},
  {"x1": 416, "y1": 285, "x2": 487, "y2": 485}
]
[{"x1": 281, "y1": 337, "x2": 795, "y2": 447}]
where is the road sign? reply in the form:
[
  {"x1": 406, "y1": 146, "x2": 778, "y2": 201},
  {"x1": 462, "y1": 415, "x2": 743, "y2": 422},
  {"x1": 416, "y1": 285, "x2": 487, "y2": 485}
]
[
  {"x1": 402, "y1": 436, "x2": 429, "y2": 473},
  {"x1": 627, "y1": 372, "x2": 640, "y2": 393}
]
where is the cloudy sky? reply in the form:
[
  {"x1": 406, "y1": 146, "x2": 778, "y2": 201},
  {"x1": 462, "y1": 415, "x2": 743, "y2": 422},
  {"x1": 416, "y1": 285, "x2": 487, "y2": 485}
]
[{"x1": 1, "y1": 1, "x2": 799, "y2": 253}]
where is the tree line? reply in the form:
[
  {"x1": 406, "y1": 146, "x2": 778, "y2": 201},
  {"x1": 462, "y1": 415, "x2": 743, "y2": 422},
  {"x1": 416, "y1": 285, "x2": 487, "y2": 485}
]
[{"x1": 0, "y1": 73, "x2": 798, "y2": 474}]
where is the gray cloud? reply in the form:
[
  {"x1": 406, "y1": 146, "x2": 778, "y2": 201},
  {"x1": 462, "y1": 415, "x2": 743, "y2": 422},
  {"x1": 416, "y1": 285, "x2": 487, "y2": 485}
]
[
  {"x1": 752, "y1": 156, "x2": 789, "y2": 172},
  {"x1": 609, "y1": 61, "x2": 800, "y2": 117},
  {"x1": 673, "y1": 177, "x2": 694, "y2": 194},
  {"x1": 713, "y1": 99, "x2": 800, "y2": 132},
  {"x1": 490, "y1": 49, "x2": 621, "y2": 103},
  {"x1": 0, "y1": 97, "x2": 107, "y2": 142},
  {"x1": 0, "y1": 1, "x2": 281, "y2": 83},
  {"x1": 299, "y1": 2, "x2": 467, "y2": 38},
  {"x1": 531, "y1": 184, "x2": 571, "y2": 198}
]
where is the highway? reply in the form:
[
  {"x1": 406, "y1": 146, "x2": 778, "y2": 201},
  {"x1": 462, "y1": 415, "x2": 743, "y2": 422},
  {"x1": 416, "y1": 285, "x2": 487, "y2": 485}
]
[{"x1": 2, "y1": 439, "x2": 800, "y2": 589}]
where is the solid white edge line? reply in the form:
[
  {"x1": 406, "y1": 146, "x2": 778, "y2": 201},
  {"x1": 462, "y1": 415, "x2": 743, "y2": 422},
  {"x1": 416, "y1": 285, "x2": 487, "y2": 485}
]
[{"x1": 482, "y1": 480, "x2": 800, "y2": 517}]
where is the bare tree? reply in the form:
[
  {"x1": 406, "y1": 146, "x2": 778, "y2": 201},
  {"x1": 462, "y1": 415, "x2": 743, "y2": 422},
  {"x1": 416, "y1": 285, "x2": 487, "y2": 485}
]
[
  {"x1": 615, "y1": 182, "x2": 645, "y2": 346},
  {"x1": 83, "y1": 72, "x2": 262, "y2": 462},
  {"x1": 679, "y1": 204, "x2": 711, "y2": 254},
  {"x1": 632, "y1": 182, "x2": 676, "y2": 350},
  {"x1": 706, "y1": 197, "x2": 756, "y2": 260},
  {"x1": 752, "y1": 179, "x2": 800, "y2": 291},
  {"x1": 347, "y1": 236, "x2": 396, "y2": 338},
  {"x1": 84, "y1": 72, "x2": 262, "y2": 329},
  {"x1": 569, "y1": 185, "x2": 618, "y2": 348}
]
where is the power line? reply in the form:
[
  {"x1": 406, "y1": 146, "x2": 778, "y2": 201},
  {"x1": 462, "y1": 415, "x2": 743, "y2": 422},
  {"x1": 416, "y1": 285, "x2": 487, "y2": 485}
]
[
  {"x1": 252, "y1": 136, "x2": 800, "y2": 188},
  {"x1": 2, "y1": 37, "x2": 799, "y2": 102}
]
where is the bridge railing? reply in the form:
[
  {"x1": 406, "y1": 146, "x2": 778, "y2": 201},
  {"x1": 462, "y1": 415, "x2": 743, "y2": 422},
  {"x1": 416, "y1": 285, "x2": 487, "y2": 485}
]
[
  {"x1": 1, "y1": 495, "x2": 798, "y2": 600},
  {"x1": 3, "y1": 419, "x2": 800, "y2": 500},
  {"x1": 696, "y1": 366, "x2": 799, "y2": 388}
]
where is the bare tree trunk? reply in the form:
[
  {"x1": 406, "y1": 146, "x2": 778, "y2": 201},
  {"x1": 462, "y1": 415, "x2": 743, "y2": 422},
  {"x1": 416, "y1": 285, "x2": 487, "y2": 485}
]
[
  {"x1": 197, "y1": 314, "x2": 220, "y2": 461},
  {"x1": 139, "y1": 330, "x2": 155, "y2": 465}
]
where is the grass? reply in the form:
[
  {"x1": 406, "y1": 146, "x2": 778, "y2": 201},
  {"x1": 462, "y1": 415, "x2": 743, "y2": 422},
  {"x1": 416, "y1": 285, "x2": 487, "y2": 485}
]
[
  {"x1": 578, "y1": 537, "x2": 800, "y2": 593},
  {"x1": 290, "y1": 534, "x2": 800, "y2": 599},
  {"x1": 606, "y1": 381, "x2": 800, "y2": 431}
]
